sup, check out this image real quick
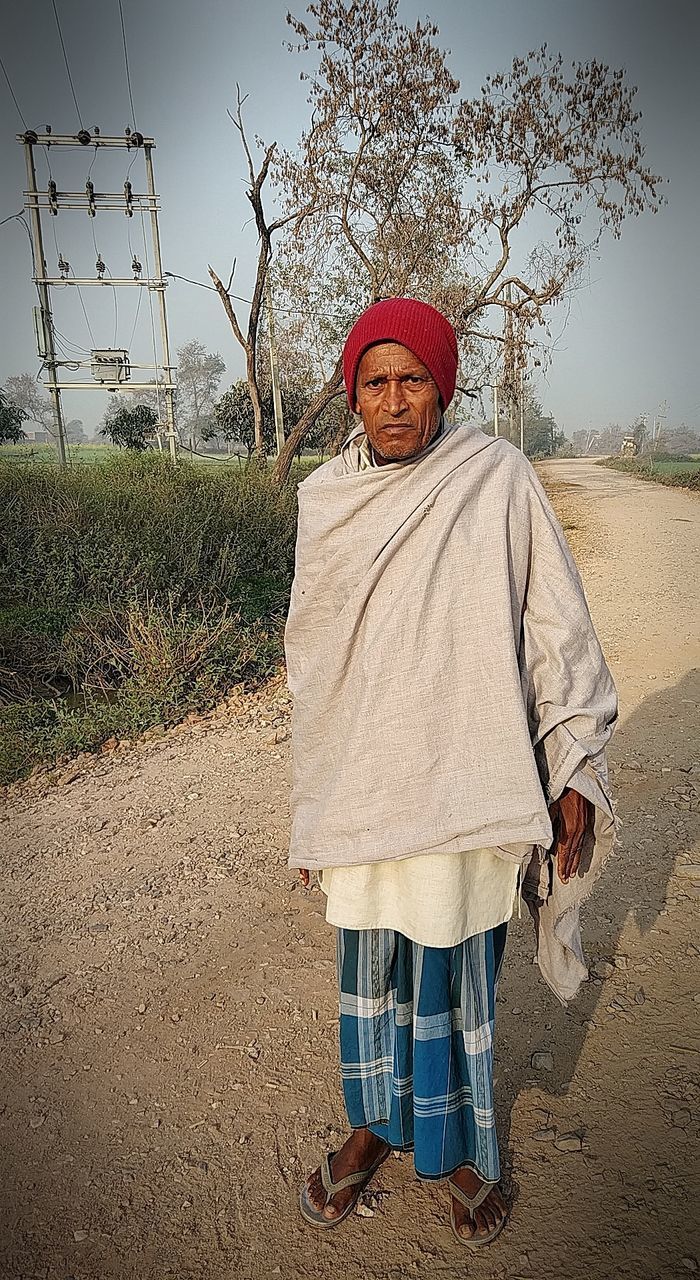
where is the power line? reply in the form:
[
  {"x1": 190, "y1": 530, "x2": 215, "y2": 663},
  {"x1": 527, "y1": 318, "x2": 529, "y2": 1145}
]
[
  {"x1": 117, "y1": 0, "x2": 138, "y2": 129},
  {"x1": 127, "y1": 283, "x2": 143, "y2": 352},
  {"x1": 0, "y1": 53, "x2": 28, "y2": 128},
  {"x1": 164, "y1": 270, "x2": 347, "y2": 320},
  {"x1": 50, "y1": 0, "x2": 84, "y2": 129},
  {"x1": 106, "y1": 269, "x2": 119, "y2": 347},
  {"x1": 71, "y1": 269, "x2": 97, "y2": 347}
]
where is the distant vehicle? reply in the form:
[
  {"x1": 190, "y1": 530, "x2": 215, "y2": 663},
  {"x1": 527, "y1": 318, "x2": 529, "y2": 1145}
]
[{"x1": 620, "y1": 436, "x2": 638, "y2": 457}]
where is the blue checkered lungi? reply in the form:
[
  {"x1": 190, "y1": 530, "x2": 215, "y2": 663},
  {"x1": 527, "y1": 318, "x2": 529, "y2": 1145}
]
[{"x1": 337, "y1": 923, "x2": 507, "y2": 1181}]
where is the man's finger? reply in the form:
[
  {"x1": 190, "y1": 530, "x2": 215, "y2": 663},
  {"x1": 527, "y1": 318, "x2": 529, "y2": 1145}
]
[{"x1": 298, "y1": 868, "x2": 310, "y2": 888}]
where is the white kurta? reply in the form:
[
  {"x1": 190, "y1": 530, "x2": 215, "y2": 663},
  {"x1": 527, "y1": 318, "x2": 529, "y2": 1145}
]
[{"x1": 318, "y1": 845, "x2": 529, "y2": 947}]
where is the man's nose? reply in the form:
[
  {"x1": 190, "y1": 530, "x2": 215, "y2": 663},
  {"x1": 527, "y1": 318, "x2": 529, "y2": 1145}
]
[{"x1": 382, "y1": 378, "x2": 408, "y2": 416}]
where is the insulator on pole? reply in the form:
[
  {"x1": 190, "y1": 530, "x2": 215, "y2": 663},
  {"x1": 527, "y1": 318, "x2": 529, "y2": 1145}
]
[
  {"x1": 48, "y1": 179, "x2": 59, "y2": 215},
  {"x1": 85, "y1": 178, "x2": 96, "y2": 216},
  {"x1": 124, "y1": 179, "x2": 133, "y2": 217},
  {"x1": 58, "y1": 253, "x2": 70, "y2": 278},
  {"x1": 96, "y1": 253, "x2": 106, "y2": 278}
]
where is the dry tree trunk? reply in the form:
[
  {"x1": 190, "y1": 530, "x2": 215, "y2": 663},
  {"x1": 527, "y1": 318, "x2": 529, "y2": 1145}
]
[{"x1": 271, "y1": 357, "x2": 343, "y2": 486}]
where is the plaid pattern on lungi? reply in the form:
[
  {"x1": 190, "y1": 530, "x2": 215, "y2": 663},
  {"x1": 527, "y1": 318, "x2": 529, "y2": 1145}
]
[{"x1": 337, "y1": 923, "x2": 507, "y2": 1181}]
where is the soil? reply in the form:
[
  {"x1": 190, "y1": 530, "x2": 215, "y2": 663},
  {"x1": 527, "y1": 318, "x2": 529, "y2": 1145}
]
[{"x1": 1, "y1": 458, "x2": 699, "y2": 1280}]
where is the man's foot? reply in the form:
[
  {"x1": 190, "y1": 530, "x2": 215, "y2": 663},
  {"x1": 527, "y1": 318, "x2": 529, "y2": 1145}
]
[
  {"x1": 449, "y1": 1165, "x2": 508, "y2": 1243},
  {"x1": 304, "y1": 1128, "x2": 389, "y2": 1221}
]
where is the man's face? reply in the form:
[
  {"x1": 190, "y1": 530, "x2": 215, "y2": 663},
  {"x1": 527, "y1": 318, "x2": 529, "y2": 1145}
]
[{"x1": 354, "y1": 342, "x2": 441, "y2": 464}]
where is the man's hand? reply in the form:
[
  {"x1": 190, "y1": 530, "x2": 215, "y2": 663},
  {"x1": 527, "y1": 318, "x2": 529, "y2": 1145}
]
[
  {"x1": 298, "y1": 868, "x2": 310, "y2": 888},
  {"x1": 548, "y1": 788, "x2": 592, "y2": 884}
]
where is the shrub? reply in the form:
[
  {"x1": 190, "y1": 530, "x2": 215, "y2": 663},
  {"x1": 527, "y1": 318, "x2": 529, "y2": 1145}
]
[{"x1": 0, "y1": 453, "x2": 303, "y2": 783}]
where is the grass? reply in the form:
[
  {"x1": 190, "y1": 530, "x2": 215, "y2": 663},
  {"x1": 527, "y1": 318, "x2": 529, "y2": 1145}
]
[
  {"x1": 597, "y1": 455, "x2": 700, "y2": 490},
  {"x1": 0, "y1": 442, "x2": 120, "y2": 466},
  {"x1": 0, "y1": 451, "x2": 307, "y2": 785}
]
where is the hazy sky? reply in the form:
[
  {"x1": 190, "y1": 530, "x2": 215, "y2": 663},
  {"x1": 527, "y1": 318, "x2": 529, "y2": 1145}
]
[{"x1": 1, "y1": 0, "x2": 698, "y2": 437}]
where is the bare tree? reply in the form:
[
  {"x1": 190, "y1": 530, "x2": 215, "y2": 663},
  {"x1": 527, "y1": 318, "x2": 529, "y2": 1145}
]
[
  {"x1": 452, "y1": 46, "x2": 663, "y2": 342},
  {"x1": 210, "y1": 5, "x2": 663, "y2": 485},
  {"x1": 266, "y1": 6, "x2": 663, "y2": 483},
  {"x1": 208, "y1": 87, "x2": 316, "y2": 458}
]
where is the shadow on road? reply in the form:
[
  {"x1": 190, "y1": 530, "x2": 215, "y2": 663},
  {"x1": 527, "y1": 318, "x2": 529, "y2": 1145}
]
[{"x1": 496, "y1": 666, "x2": 700, "y2": 1184}]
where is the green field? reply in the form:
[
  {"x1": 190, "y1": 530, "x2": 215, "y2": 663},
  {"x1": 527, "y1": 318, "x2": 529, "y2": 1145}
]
[
  {"x1": 598, "y1": 455, "x2": 700, "y2": 490},
  {"x1": 645, "y1": 456, "x2": 700, "y2": 476},
  {"x1": 0, "y1": 442, "x2": 120, "y2": 466},
  {"x1": 0, "y1": 442, "x2": 327, "y2": 470}
]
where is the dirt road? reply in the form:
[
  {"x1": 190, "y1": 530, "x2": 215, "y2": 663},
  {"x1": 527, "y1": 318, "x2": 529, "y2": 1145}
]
[{"x1": 1, "y1": 459, "x2": 699, "y2": 1280}]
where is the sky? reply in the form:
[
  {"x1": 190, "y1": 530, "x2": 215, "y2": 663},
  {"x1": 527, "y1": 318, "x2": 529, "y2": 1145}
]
[{"x1": 1, "y1": 0, "x2": 698, "y2": 438}]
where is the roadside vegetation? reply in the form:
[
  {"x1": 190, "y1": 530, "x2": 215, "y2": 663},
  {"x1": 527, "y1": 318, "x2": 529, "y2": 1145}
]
[
  {"x1": 0, "y1": 453, "x2": 309, "y2": 785},
  {"x1": 598, "y1": 455, "x2": 700, "y2": 490}
]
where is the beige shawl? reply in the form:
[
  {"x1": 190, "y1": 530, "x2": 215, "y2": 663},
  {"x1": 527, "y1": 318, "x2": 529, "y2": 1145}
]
[{"x1": 285, "y1": 423, "x2": 618, "y2": 1002}]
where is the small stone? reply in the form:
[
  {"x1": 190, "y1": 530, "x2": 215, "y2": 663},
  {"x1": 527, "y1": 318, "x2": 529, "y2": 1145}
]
[
  {"x1": 531, "y1": 1051, "x2": 554, "y2": 1072},
  {"x1": 170, "y1": 1013, "x2": 180, "y2": 1023},
  {"x1": 128, "y1": 1097, "x2": 138, "y2": 1106},
  {"x1": 591, "y1": 960, "x2": 615, "y2": 980},
  {"x1": 634, "y1": 989, "x2": 646, "y2": 1005},
  {"x1": 73, "y1": 1229, "x2": 89, "y2": 1242},
  {"x1": 311, "y1": 1009, "x2": 319, "y2": 1021},
  {"x1": 678, "y1": 864, "x2": 700, "y2": 878},
  {"x1": 356, "y1": 1202, "x2": 375, "y2": 1217},
  {"x1": 672, "y1": 1109, "x2": 691, "y2": 1127},
  {"x1": 89, "y1": 923, "x2": 109, "y2": 934},
  {"x1": 533, "y1": 1127, "x2": 557, "y2": 1142},
  {"x1": 554, "y1": 1133, "x2": 583, "y2": 1152},
  {"x1": 511, "y1": 1007, "x2": 523, "y2": 1015},
  {"x1": 29, "y1": 1114, "x2": 46, "y2": 1129},
  {"x1": 138, "y1": 1003, "x2": 146, "y2": 1014},
  {"x1": 613, "y1": 956, "x2": 629, "y2": 970},
  {"x1": 681, "y1": 1259, "x2": 698, "y2": 1273}
]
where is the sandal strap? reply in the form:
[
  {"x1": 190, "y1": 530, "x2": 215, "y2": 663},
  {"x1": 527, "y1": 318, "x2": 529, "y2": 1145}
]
[
  {"x1": 320, "y1": 1151, "x2": 381, "y2": 1196},
  {"x1": 449, "y1": 1177, "x2": 498, "y2": 1214}
]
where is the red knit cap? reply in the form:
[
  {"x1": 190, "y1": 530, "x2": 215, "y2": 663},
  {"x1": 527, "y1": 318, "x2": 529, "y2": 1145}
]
[{"x1": 343, "y1": 297, "x2": 458, "y2": 410}]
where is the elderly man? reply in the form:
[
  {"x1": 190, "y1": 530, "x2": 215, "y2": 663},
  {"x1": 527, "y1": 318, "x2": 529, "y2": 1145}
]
[{"x1": 285, "y1": 298, "x2": 617, "y2": 1247}]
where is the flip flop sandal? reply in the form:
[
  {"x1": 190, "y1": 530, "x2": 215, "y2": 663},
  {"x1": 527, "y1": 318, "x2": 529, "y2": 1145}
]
[
  {"x1": 448, "y1": 1176, "x2": 507, "y2": 1249},
  {"x1": 299, "y1": 1148, "x2": 389, "y2": 1229}
]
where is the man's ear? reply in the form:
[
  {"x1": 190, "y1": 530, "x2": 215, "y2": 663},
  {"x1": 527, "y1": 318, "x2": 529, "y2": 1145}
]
[{"x1": 354, "y1": 400, "x2": 361, "y2": 416}]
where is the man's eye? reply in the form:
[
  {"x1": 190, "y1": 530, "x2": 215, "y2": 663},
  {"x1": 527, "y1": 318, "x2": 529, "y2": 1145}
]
[{"x1": 367, "y1": 379, "x2": 384, "y2": 388}]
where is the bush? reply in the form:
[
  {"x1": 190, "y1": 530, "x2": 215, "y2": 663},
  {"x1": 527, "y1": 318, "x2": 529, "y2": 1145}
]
[{"x1": 0, "y1": 453, "x2": 303, "y2": 783}]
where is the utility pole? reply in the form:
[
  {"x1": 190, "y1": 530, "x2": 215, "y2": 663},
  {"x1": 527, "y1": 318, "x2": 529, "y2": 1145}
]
[
  {"x1": 23, "y1": 139, "x2": 67, "y2": 465},
  {"x1": 265, "y1": 276, "x2": 285, "y2": 456},
  {"x1": 519, "y1": 366, "x2": 525, "y2": 453},
  {"x1": 18, "y1": 128, "x2": 177, "y2": 462},
  {"x1": 505, "y1": 281, "x2": 515, "y2": 445},
  {"x1": 143, "y1": 142, "x2": 177, "y2": 462}
]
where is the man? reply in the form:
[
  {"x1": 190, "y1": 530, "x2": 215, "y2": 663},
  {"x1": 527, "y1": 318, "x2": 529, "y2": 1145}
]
[{"x1": 285, "y1": 298, "x2": 617, "y2": 1247}]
